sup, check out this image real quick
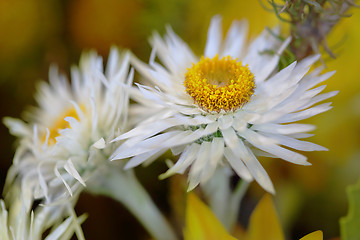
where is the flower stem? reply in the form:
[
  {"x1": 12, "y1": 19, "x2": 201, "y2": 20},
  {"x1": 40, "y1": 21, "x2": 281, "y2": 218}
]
[
  {"x1": 202, "y1": 167, "x2": 250, "y2": 231},
  {"x1": 87, "y1": 167, "x2": 177, "y2": 240},
  {"x1": 228, "y1": 180, "x2": 249, "y2": 231}
]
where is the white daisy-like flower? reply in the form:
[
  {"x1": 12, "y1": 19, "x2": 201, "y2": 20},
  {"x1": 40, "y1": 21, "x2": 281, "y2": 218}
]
[
  {"x1": 111, "y1": 16, "x2": 338, "y2": 193},
  {"x1": 4, "y1": 47, "x2": 133, "y2": 209}
]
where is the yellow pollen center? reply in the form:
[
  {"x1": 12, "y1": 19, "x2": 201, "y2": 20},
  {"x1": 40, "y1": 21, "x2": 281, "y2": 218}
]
[
  {"x1": 42, "y1": 107, "x2": 81, "y2": 145},
  {"x1": 184, "y1": 55, "x2": 255, "y2": 113}
]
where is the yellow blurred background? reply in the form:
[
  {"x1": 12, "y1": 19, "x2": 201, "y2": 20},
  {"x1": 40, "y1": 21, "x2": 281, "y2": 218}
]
[{"x1": 0, "y1": 0, "x2": 359, "y2": 239}]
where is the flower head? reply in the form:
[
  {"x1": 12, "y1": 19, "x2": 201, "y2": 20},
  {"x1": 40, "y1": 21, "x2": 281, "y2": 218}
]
[
  {"x1": 111, "y1": 16, "x2": 337, "y2": 193},
  {"x1": 4, "y1": 48, "x2": 133, "y2": 208}
]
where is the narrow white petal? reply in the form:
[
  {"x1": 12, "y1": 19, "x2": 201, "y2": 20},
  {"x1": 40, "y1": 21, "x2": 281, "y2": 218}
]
[
  {"x1": 143, "y1": 148, "x2": 168, "y2": 167},
  {"x1": 271, "y1": 85, "x2": 327, "y2": 114},
  {"x1": 111, "y1": 131, "x2": 179, "y2": 160},
  {"x1": 170, "y1": 144, "x2": 186, "y2": 156},
  {"x1": 136, "y1": 84, "x2": 166, "y2": 105},
  {"x1": 3, "y1": 117, "x2": 31, "y2": 137},
  {"x1": 163, "y1": 122, "x2": 219, "y2": 147},
  {"x1": 188, "y1": 142, "x2": 212, "y2": 190},
  {"x1": 54, "y1": 166, "x2": 73, "y2": 196},
  {"x1": 124, "y1": 148, "x2": 166, "y2": 169},
  {"x1": 44, "y1": 216, "x2": 74, "y2": 240},
  {"x1": 245, "y1": 85, "x2": 297, "y2": 113},
  {"x1": 240, "y1": 129, "x2": 310, "y2": 165},
  {"x1": 204, "y1": 15, "x2": 222, "y2": 57},
  {"x1": 114, "y1": 114, "x2": 214, "y2": 142},
  {"x1": 222, "y1": 20, "x2": 248, "y2": 58},
  {"x1": 293, "y1": 54, "x2": 320, "y2": 74},
  {"x1": 218, "y1": 115, "x2": 234, "y2": 130},
  {"x1": 160, "y1": 143, "x2": 200, "y2": 179},
  {"x1": 64, "y1": 159, "x2": 86, "y2": 186},
  {"x1": 221, "y1": 127, "x2": 275, "y2": 193},
  {"x1": 252, "y1": 123, "x2": 316, "y2": 135},
  {"x1": 288, "y1": 133, "x2": 314, "y2": 139},
  {"x1": 297, "y1": 70, "x2": 336, "y2": 93},
  {"x1": 92, "y1": 138, "x2": 106, "y2": 149},
  {"x1": 223, "y1": 147, "x2": 253, "y2": 181},
  {"x1": 276, "y1": 102, "x2": 333, "y2": 123},
  {"x1": 246, "y1": 35, "x2": 290, "y2": 84},
  {"x1": 262, "y1": 133, "x2": 328, "y2": 151},
  {"x1": 261, "y1": 61, "x2": 297, "y2": 90},
  {"x1": 298, "y1": 91, "x2": 339, "y2": 111},
  {"x1": 232, "y1": 118, "x2": 248, "y2": 132},
  {"x1": 199, "y1": 138, "x2": 225, "y2": 184},
  {"x1": 37, "y1": 163, "x2": 49, "y2": 200}
]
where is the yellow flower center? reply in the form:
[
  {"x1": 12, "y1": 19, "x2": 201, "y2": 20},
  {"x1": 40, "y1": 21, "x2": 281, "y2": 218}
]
[
  {"x1": 184, "y1": 55, "x2": 255, "y2": 113},
  {"x1": 43, "y1": 107, "x2": 81, "y2": 144}
]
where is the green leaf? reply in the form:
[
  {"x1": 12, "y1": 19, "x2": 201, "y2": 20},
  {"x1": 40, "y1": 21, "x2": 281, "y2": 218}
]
[{"x1": 340, "y1": 177, "x2": 360, "y2": 240}]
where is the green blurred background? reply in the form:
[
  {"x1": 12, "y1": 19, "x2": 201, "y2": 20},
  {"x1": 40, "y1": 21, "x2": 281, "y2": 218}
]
[{"x1": 0, "y1": 0, "x2": 359, "y2": 239}]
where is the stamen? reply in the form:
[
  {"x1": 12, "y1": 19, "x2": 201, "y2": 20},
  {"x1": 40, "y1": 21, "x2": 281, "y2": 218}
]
[
  {"x1": 43, "y1": 107, "x2": 82, "y2": 144},
  {"x1": 184, "y1": 55, "x2": 255, "y2": 113}
]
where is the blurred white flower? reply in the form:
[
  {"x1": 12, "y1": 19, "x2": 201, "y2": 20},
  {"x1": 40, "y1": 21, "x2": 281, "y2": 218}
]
[
  {"x1": 4, "y1": 48, "x2": 133, "y2": 209},
  {"x1": 0, "y1": 185, "x2": 85, "y2": 240},
  {"x1": 111, "y1": 16, "x2": 338, "y2": 193}
]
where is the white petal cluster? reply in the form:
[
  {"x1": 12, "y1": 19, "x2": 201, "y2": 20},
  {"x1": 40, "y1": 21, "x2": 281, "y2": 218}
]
[
  {"x1": 111, "y1": 16, "x2": 338, "y2": 193},
  {"x1": 0, "y1": 185, "x2": 84, "y2": 240},
  {"x1": 4, "y1": 48, "x2": 133, "y2": 208}
]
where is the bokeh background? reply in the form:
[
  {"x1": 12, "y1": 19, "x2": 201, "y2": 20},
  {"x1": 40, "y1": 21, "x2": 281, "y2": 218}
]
[{"x1": 0, "y1": 0, "x2": 359, "y2": 239}]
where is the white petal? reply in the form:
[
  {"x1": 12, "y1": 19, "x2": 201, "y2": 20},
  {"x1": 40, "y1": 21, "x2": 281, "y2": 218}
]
[
  {"x1": 252, "y1": 123, "x2": 316, "y2": 135},
  {"x1": 218, "y1": 115, "x2": 234, "y2": 130},
  {"x1": 297, "y1": 70, "x2": 336, "y2": 93},
  {"x1": 44, "y1": 216, "x2": 74, "y2": 240},
  {"x1": 223, "y1": 147, "x2": 253, "y2": 181},
  {"x1": 221, "y1": 127, "x2": 275, "y2": 193},
  {"x1": 124, "y1": 148, "x2": 166, "y2": 169},
  {"x1": 64, "y1": 159, "x2": 86, "y2": 186},
  {"x1": 260, "y1": 61, "x2": 297, "y2": 91},
  {"x1": 54, "y1": 165, "x2": 73, "y2": 196},
  {"x1": 293, "y1": 54, "x2": 320, "y2": 75},
  {"x1": 160, "y1": 143, "x2": 200, "y2": 179},
  {"x1": 288, "y1": 133, "x2": 314, "y2": 139},
  {"x1": 276, "y1": 102, "x2": 333, "y2": 123},
  {"x1": 240, "y1": 129, "x2": 310, "y2": 165},
  {"x1": 111, "y1": 131, "x2": 179, "y2": 159},
  {"x1": 3, "y1": 117, "x2": 31, "y2": 137},
  {"x1": 37, "y1": 163, "x2": 49, "y2": 200},
  {"x1": 204, "y1": 15, "x2": 222, "y2": 57},
  {"x1": 114, "y1": 114, "x2": 213, "y2": 142},
  {"x1": 221, "y1": 20, "x2": 248, "y2": 58},
  {"x1": 92, "y1": 138, "x2": 106, "y2": 149},
  {"x1": 164, "y1": 122, "x2": 219, "y2": 147},
  {"x1": 262, "y1": 133, "x2": 328, "y2": 151},
  {"x1": 245, "y1": 32, "x2": 290, "y2": 83},
  {"x1": 298, "y1": 91, "x2": 338, "y2": 111},
  {"x1": 200, "y1": 137, "x2": 225, "y2": 183},
  {"x1": 188, "y1": 141, "x2": 212, "y2": 191},
  {"x1": 170, "y1": 144, "x2": 186, "y2": 156}
]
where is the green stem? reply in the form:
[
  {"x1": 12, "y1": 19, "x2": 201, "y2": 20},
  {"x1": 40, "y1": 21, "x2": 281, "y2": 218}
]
[
  {"x1": 227, "y1": 180, "x2": 250, "y2": 231},
  {"x1": 202, "y1": 168, "x2": 250, "y2": 231},
  {"x1": 87, "y1": 167, "x2": 177, "y2": 240}
]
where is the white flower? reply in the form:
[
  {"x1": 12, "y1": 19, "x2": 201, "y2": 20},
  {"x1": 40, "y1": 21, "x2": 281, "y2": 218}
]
[
  {"x1": 0, "y1": 186, "x2": 85, "y2": 240},
  {"x1": 4, "y1": 47, "x2": 133, "y2": 208},
  {"x1": 111, "y1": 16, "x2": 338, "y2": 193}
]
